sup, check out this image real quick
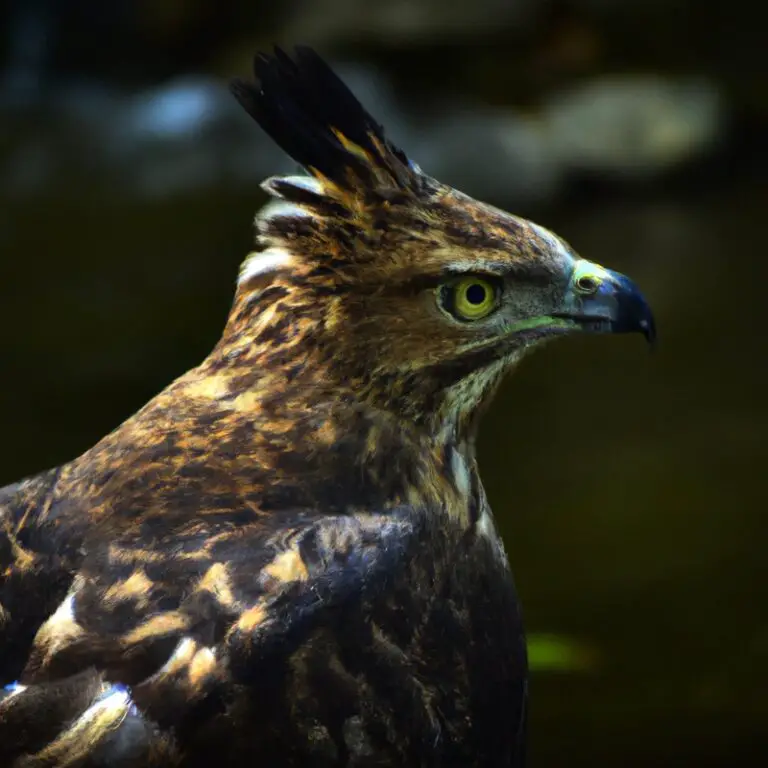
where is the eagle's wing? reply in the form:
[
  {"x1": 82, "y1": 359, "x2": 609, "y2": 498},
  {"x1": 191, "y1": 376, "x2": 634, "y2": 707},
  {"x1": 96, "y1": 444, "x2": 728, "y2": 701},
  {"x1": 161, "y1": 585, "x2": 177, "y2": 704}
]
[{"x1": 0, "y1": 507, "x2": 423, "y2": 766}]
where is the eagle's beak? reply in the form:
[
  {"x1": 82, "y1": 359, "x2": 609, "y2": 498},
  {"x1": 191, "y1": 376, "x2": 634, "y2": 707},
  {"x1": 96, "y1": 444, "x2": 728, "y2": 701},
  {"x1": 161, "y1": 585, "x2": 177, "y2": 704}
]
[{"x1": 555, "y1": 260, "x2": 656, "y2": 346}]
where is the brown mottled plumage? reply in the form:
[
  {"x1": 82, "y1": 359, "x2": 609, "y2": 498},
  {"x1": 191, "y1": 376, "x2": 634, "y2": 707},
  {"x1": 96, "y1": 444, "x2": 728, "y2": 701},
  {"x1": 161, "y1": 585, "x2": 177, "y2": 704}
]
[{"x1": 0, "y1": 47, "x2": 654, "y2": 766}]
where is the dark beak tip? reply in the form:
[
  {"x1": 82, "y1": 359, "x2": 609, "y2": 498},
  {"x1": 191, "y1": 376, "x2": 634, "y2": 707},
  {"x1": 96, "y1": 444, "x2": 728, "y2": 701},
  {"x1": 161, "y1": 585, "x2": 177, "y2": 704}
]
[
  {"x1": 640, "y1": 318, "x2": 657, "y2": 348},
  {"x1": 608, "y1": 270, "x2": 656, "y2": 349}
]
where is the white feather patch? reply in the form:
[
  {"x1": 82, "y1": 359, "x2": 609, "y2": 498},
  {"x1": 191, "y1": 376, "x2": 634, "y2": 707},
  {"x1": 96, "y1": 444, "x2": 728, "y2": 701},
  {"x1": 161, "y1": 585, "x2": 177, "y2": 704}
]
[
  {"x1": 475, "y1": 509, "x2": 496, "y2": 540},
  {"x1": 78, "y1": 685, "x2": 133, "y2": 725},
  {"x1": 238, "y1": 247, "x2": 294, "y2": 285},
  {"x1": 450, "y1": 448, "x2": 472, "y2": 497},
  {"x1": 50, "y1": 593, "x2": 76, "y2": 625},
  {"x1": 267, "y1": 174, "x2": 324, "y2": 194},
  {"x1": 475, "y1": 499, "x2": 509, "y2": 564},
  {"x1": 33, "y1": 587, "x2": 85, "y2": 662},
  {"x1": 2, "y1": 681, "x2": 27, "y2": 698},
  {"x1": 166, "y1": 637, "x2": 196, "y2": 668},
  {"x1": 257, "y1": 200, "x2": 312, "y2": 228}
]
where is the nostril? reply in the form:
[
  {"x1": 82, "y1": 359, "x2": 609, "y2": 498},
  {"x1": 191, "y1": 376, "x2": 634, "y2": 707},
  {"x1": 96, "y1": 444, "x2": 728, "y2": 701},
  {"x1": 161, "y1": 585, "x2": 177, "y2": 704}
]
[{"x1": 575, "y1": 275, "x2": 600, "y2": 294}]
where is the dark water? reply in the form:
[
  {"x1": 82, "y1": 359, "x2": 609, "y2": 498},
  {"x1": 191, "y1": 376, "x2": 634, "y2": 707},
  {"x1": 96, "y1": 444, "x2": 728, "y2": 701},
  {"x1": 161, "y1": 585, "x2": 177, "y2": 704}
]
[
  {"x1": 1, "y1": 175, "x2": 766, "y2": 764},
  {"x1": 485, "y1": 187, "x2": 768, "y2": 765}
]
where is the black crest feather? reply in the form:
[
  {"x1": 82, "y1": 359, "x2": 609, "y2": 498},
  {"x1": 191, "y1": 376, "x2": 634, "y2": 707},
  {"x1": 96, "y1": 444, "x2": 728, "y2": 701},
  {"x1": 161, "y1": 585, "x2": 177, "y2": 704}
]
[{"x1": 230, "y1": 46, "x2": 416, "y2": 192}]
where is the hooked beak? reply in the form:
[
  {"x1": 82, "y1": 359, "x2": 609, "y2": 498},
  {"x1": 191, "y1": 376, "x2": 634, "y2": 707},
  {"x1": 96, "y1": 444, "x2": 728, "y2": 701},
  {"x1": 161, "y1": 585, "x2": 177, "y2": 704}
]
[{"x1": 554, "y1": 260, "x2": 656, "y2": 346}]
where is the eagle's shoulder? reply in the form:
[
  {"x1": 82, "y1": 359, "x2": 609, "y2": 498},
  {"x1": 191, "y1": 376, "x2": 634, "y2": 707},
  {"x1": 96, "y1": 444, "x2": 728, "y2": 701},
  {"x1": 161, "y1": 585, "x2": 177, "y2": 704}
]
[{"x1": 0, "y1": 502, "x2": 428, "y2": 764}]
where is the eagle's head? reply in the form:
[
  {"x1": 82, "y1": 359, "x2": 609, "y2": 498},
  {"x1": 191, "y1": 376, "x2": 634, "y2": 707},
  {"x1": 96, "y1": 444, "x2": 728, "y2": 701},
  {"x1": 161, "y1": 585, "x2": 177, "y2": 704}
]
[{"x1": 216, "y1": 47, "x2": 655, "y2": 436}]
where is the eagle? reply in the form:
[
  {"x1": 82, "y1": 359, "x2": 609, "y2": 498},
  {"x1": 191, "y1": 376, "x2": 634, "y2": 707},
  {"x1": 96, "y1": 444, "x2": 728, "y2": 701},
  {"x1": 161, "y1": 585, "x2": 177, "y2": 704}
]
[{"x1": 0, "y1": 46, "x2": 655, "y2": 766}]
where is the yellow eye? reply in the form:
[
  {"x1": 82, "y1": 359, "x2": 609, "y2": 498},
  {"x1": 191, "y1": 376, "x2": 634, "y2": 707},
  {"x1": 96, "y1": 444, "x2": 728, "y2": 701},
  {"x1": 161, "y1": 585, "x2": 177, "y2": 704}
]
[{"x1": 440, "y1": 276, "x2": 500, "y2": 321}]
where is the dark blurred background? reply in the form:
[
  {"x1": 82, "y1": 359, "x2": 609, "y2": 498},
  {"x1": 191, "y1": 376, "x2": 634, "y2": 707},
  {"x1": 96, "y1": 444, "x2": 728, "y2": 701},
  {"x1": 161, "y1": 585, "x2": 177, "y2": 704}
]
[{"x1": 1, "y1": 0, "x2": 766, "y2": 765}]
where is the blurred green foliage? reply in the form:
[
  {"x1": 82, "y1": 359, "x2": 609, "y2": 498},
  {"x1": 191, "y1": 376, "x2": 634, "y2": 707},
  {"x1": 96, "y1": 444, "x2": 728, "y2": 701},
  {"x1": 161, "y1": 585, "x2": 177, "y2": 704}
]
[{"x1": 527, "y1": 633, "x2": 597, "y2": 673}]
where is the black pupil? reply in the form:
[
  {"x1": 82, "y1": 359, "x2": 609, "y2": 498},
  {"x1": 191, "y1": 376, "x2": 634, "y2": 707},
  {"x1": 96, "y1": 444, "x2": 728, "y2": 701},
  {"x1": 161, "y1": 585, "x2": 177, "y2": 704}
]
[{"x1": 465, "y1": 283, "x2": 487, "y2": 305}]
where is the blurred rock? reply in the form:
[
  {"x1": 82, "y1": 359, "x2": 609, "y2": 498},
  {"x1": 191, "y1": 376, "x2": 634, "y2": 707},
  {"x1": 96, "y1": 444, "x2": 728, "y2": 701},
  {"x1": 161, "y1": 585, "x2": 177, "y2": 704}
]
[
  {"x1": 105, "y1": 76, "x2": 290, "y2": 198},
  {"x1": 0, "y1": 60, "x2": 728, "y2": 208},
  {"x1": 119, "y1": 78, "x2": 232, "y2": 142},
  {"x1": 541, "y1": 76, "x2": 725, "y2": 178},
  {"x1": 281, "y1": 0, "x2": 539, "y2": 44},
  {"x1": 0, "y1": 76, "x2": 294, "y2": 199},
  {"x1": 0, "y1": 0, "x2": 55, "y2": 109},
  {"x1": 412, "y1": 106, "x2": 563, "y2": 205}
]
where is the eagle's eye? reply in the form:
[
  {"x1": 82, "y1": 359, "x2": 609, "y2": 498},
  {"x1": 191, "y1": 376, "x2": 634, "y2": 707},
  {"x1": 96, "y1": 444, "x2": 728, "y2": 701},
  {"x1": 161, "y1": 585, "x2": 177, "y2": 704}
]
[{"x1": 438, "y1": 276, "x2": 501, "y2": 322}]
